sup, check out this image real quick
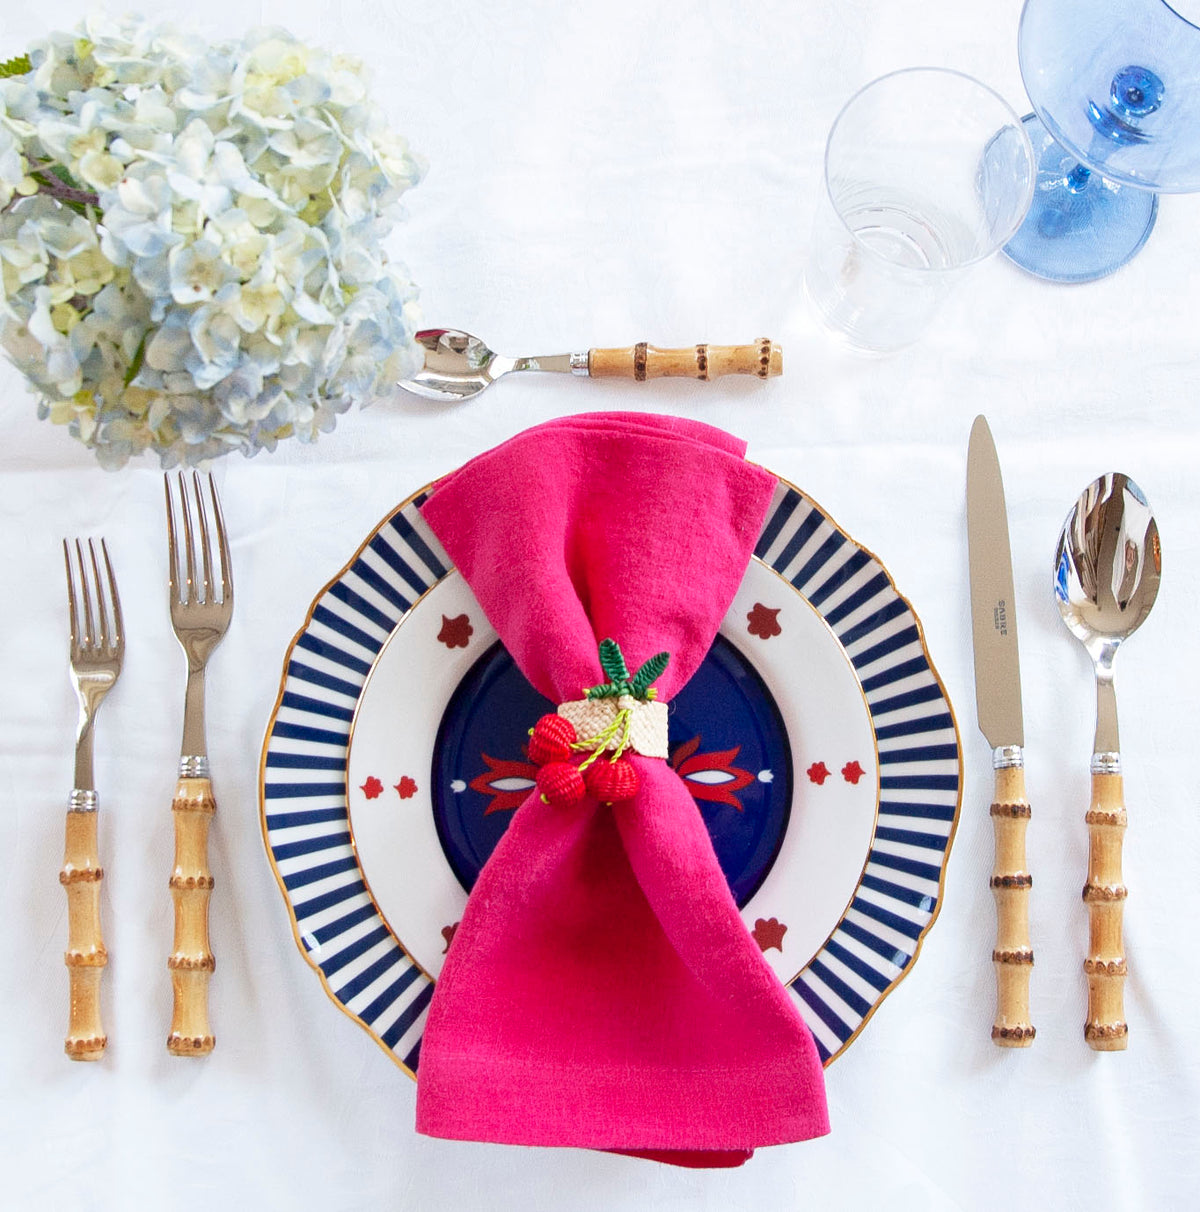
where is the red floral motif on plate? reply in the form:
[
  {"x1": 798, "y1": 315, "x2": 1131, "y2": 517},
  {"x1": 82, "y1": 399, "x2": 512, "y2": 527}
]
[
  {"x1": 751, "y1": 916, "x2": 787, "y2": 952},
  {"x1": 360, "y1": 776, "x2": 384, "y2": 799},
  {"x1": 438, "y1": 613, "x2": 473, "y2": 648},
  {"x1": 394, "y1": 776, "x2": 418, "y2": 799},
  {"x1": 841, "y1": 760, "x2": 865, "y2": 785},
  {"x1": 746, "y1": 602, "x2": 782, "y2": 639}
]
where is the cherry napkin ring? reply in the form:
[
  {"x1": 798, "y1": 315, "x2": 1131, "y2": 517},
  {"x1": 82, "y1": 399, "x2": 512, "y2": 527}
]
[{"x1": 529, "y1": 639, "x2": 669, "y2": 807}]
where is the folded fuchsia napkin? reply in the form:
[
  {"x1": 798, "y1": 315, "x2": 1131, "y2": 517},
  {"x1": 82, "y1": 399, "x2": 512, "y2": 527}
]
[{"x1": 416, "y1": 413, "x2": 829, "y2": 1166}]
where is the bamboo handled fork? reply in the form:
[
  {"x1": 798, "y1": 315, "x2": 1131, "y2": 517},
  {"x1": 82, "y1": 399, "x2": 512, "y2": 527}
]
[
  {"x1": 62, "y1": 538, "x2": 124, "y2": 1061},
  {"x1": 164, "y1": 472, "x2": 233, "y2": 1056}
]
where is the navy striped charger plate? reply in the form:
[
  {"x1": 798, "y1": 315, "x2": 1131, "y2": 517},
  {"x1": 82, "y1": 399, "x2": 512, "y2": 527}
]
[{"x1": 259, "y1": 476, "x2": 962, "y2": 1074}]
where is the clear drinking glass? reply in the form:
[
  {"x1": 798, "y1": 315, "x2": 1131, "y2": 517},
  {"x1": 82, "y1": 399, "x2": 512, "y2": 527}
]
[{"x1": 805, "y1": 68, "x2": 1036, "y2": 352}]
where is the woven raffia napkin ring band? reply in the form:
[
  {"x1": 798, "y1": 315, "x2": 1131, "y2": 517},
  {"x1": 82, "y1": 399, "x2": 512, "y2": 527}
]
[{"x1": 557, "y1": 695, "x2": 669, "y2": 760}]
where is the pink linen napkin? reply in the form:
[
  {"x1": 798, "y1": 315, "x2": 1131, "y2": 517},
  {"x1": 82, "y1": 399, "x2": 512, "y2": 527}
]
[{"x1": 415, "y1": 412, "x2": 829, "y2": 1166}]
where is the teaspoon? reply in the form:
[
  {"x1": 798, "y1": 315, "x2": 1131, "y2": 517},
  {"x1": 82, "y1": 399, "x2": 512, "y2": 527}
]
[
  {"x1": 1054, "y1": 472, "x2": 1161, "y2": 1051},
  {"x1": 398, "y1": 328, "x2": 782, "y2": 401}
]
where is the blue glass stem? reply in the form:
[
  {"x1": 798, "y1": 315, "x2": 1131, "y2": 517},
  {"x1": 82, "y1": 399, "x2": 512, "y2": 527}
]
[
  {"x1": 1088, "y1": 65, "x2": 1166, "y2": 147},
  {"x1": 1066, "y1": 163, "x2": 1092, "y2": 192},
  {"x1": 997, "y1": 113, "x2": 1159, "y2": 282}
]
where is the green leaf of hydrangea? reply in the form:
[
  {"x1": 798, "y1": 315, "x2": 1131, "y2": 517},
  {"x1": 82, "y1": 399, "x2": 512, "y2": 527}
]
[
  {"x1": 123, "y1": 333, "x2": 148, "y2": 388},
  {"x1": 44, "y1": 163, "x2": 85, "y2": 193},
  {"x1": 0, "y1": 55, "x2": 32, "y2": 78}
]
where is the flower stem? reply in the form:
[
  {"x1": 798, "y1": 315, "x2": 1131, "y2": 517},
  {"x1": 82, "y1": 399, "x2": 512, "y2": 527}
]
[{"x1": 29, "y1": 164, "x2": 99, "y2": 208}]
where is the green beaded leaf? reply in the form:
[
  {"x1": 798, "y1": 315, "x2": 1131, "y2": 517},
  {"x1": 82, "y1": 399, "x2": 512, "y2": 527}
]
[
  {"x1": 597, "y1": 638, "x2": 629, "y2": 685},
  {"x1": 0, "y1": 55, "x2": 32, "y2": 78},
  {"x1": 585, "y1": 683, "x2": 622, "y2": 699},
  {"x1": 630, "y1": 651, "x2": 670, "y2": 698}
]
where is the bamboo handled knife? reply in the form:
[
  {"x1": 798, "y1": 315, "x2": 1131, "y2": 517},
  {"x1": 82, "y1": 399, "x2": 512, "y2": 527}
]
[{"x1": 967, "y1": 415, "x2": 1035, "y2": 1047}]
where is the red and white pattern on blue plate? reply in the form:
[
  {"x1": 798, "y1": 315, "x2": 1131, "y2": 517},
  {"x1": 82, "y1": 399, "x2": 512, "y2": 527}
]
[
  {"x1": 466, "y1": 736, "x2": 758, "y2": 818},
  {"x1": 260, "y1": 479, "x2": 961, "y2": 1074}
]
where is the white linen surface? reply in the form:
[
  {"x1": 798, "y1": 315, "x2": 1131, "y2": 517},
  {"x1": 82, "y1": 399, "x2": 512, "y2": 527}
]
[{"x1": 1, "y1": 1, "x2": 1197, "y2": 1208}]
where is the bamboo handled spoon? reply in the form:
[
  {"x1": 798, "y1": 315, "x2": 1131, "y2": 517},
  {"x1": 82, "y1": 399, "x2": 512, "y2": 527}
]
[
  {"x1": 398, "y1": 328, "x2": 782, "y2": 401},
  {"x1": 1054, "y1": 473, "x2": 1160, "y2": 1050}
]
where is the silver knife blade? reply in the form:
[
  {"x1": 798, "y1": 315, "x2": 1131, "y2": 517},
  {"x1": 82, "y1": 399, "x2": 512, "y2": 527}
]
[{"x1": 967, "y1": 415, "x2": 1024, "y2": 749}]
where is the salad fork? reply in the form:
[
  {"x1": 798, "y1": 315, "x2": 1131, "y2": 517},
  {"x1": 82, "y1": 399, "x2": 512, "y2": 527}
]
[
  {"x1": 164, "y1": 472, "x2": 233, "y2": 1056},
  {"x1": 62, "y1": 538, "x2": 123, "y2": 1061}
]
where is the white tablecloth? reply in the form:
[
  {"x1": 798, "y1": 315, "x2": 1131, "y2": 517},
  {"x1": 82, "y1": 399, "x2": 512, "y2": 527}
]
[{"x1": 3, "y1": 1, "x2": 1198, "y2": 1208}]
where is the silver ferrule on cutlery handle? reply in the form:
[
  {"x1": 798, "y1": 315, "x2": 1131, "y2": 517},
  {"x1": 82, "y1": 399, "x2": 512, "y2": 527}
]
[
  {"x1": 1084, "y1": 768, "x2": 1129, "y2": 1050},
  {"x1": 1091, "y1": 751, "x2": 1121, "y2": 775},
  {"x1": 61, "y1": 792, "x2": 107, "y2": 1060},
  {"x1": 989, "y1": 747, "x2": 1035, "y2": 1047},
  {"x1": 179, "y1": 754, "x2": 210, "y2": 779},
  {"x1": 68, "y1": 788, "x2": 98, "y2": 813},
  {"x1": 992, "y1": 744, "x2": 1024, "y2": 770}
]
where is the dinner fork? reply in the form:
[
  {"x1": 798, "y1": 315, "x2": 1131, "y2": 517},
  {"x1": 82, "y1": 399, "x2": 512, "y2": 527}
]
[
  {"x1": 62, "y1": 538, "x2": 123, "y2": 1061},
  {"x1": 164, "y1": 472, "x2": 232, "y2": 1057}
]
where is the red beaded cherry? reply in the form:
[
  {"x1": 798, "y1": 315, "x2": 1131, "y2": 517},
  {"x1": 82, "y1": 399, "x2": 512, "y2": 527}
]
[
  {"x1": 583, "y1": 757, "x2": 640, "y2": 805},
  {"x1": 536, "y1": 761, "x2": 586, "y2": 808},
  {"x1": 527, "y1": 713, "x2": 577, "y2": 766}
]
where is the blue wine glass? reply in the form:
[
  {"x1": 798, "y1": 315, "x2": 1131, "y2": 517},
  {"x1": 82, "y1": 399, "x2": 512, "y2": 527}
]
[{"x1": 1001, "y1": 0, "x2": 1200, "y2": 282}]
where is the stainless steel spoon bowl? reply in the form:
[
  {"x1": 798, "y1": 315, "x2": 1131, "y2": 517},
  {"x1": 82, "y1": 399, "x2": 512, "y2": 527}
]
[
  {"x1": 400, "y1": 329, "x2": 575, "y2": 401},
  {"x1": 1054, "y1": 471, "x2": 1160, "y2": 1050},
  {"x1": 1055, "y1": 473, "x2": 1161, "y2": 757}
]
